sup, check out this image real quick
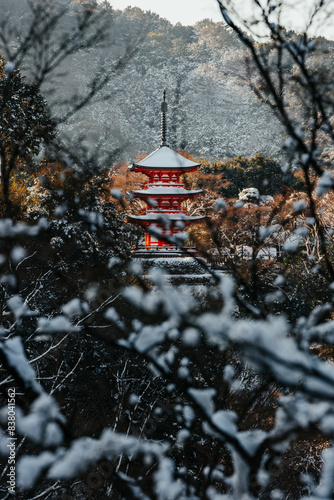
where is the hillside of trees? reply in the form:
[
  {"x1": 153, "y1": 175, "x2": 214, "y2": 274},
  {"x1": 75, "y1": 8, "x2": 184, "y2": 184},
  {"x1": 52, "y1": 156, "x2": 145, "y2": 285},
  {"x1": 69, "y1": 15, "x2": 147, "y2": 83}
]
[
  {"x1": 0, "y1": 1, "x2": 334, "y2": 499},
  {"x1": 2, "y1": 1, "x2": 333, "y2": 167},
  {"x1": 0, "y1": 0, "x2": 286, "y2": 164}
]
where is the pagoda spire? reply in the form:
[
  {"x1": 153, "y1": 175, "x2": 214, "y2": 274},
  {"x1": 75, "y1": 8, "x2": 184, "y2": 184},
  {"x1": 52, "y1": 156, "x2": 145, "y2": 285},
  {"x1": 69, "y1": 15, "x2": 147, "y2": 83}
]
[{"x1": 160, "y1": 89, "x2": 169, "y2": 148}]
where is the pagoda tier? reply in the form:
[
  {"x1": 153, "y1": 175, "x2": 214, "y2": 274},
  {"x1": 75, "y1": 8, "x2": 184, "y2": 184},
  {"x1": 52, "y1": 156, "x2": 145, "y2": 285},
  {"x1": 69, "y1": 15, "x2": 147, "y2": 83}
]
[
  {"x1": 128, "y1": 91, "x2": 205, "y2": 250},
  {"x1": 131, "y1": 186, "x2": 202, "y2": 214},
  {"x1": 133, "y1": 146, "x2": 200, "y2": 177}
]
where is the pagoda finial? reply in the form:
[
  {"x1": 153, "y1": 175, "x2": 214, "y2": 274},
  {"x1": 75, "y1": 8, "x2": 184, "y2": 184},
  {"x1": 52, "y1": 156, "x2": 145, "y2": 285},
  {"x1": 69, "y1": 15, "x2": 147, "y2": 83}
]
[{"x1": 160, "y1": 89, "x2": 169, "y2": 147}]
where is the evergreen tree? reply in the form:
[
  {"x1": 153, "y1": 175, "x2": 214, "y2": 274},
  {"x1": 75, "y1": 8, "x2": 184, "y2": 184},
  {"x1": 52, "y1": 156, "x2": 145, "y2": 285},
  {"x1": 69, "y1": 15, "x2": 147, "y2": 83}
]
[
  {"x1": 0, "y1": 55, "x2": 55, "y2": 214},
  {"x1": 220, "y1": 154, "x2": 296, "y2": 196}
]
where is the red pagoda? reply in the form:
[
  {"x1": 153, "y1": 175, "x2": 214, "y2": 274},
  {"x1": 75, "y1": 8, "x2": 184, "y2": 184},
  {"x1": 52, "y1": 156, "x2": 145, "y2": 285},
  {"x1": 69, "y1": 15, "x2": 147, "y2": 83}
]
[{"x1": 128, "y1": 91, "x2": 204, "y2": 252}]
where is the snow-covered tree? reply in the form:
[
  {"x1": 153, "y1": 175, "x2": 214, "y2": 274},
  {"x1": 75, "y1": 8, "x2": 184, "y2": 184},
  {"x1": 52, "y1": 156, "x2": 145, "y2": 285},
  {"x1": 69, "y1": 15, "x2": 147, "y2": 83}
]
[{"x1": 0, "y1": 55, "x2": 55, "y2": 215}]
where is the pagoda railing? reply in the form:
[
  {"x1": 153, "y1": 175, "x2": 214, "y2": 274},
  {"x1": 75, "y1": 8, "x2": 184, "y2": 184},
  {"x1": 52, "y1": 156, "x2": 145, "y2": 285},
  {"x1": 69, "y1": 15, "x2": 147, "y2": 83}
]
[{"x1": 135, "y1": 245, "x2": 199, "y2": 256}]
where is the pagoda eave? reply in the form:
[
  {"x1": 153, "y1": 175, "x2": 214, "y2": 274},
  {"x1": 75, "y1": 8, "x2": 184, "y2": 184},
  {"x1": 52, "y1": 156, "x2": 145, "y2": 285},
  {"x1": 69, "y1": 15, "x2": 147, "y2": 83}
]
[
  {"x1": 128, "y1": 214, "x2": 205, "y2": 224},
  {"x1": 132, "y1": 189, "x2": 203, "y2": 198},
  {"x1": 130, "y1": 164, "x2": 200, "y2": 173}
]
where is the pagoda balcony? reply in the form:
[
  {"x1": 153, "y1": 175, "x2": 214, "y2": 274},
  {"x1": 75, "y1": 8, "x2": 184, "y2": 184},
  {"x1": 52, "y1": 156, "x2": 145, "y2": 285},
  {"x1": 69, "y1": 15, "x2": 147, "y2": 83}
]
[
  {"x1": 146, "y1": 181, "x2": 185, "y2": 187},
  {"x1": 139, "y1": 207, "x2": 186, "y2": 212},
  {"x1": 140, "y1": 183, "x2": 187, "y2": 191},
  {"x1": 145, "y1": 209, "x2": 187, "y2": 214}
]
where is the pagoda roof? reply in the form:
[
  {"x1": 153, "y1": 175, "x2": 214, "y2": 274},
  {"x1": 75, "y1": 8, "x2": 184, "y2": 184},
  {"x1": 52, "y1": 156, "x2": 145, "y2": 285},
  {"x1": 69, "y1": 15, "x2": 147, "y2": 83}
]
[
  {"x1": 132, "y1": 146, "x2": 201, "y2": 170},
  {"x1": 132, "y1": 187, "x2": 202, "y2": 197},
  {"x1": 128, "y1": 214, "x2": 205, "y2": 222}
]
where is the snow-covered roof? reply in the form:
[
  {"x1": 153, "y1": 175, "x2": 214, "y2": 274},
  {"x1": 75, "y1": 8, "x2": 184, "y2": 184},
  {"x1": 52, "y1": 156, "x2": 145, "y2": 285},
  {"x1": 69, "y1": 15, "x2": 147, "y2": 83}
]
[
  {"x1": 132, "y1": 146, "x2": 201, "y2": 170},
  {"x1": 128, "y1": 214, "x2": 205, "y2": 221},
  {"x1": 132, "y1": 187, "x2": 202, "y2": 196}
]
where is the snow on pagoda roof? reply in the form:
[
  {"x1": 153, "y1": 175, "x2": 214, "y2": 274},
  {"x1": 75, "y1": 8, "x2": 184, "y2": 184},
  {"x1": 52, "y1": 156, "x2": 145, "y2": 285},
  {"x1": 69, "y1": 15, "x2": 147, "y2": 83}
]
[
  {"x1": 132, "y1": 146, "x2": 201, "y2": 170},
  {"x1": 128, "y1": 214, "x2": 205, "y2": 221},
  {"x1": 132, "y1": 187, "x2": 202, "y2": 196}
]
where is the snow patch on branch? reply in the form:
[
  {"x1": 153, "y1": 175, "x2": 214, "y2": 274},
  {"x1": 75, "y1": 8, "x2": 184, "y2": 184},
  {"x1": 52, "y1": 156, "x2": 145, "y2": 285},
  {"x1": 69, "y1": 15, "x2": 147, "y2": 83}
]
[
  {"x1": 315, "y1": 171, "x2": 334, "y2": 196},
  {"x1": 47, "y1": 430, "x2": 166, "y2": 480},
  {"x1": 37, "y1": 315, "x2": 81, "y2": 333},
  {"x1": 188, "y1": 388, "x2": 216, "y2": 416},
  {"x1": 0, "y1": 337, "x2": 41, "y2": 394}
]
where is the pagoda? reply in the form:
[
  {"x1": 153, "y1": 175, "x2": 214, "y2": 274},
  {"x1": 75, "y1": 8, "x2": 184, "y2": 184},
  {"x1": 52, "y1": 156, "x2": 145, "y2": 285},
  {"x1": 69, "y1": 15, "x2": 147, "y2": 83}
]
[{"x1": 128, "y1": 91, "x2": 204, "y2": 253}]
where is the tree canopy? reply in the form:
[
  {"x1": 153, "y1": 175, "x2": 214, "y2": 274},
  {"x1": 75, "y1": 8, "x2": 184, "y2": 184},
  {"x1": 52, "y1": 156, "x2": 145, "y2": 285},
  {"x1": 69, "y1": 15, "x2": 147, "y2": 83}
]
[{"x1": 0, "y1": 55, "x2": 55, "y2": 213}]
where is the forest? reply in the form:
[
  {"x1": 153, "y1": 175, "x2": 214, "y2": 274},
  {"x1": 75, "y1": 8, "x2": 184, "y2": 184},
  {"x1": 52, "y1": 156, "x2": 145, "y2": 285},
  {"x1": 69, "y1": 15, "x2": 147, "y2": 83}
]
[{"x1": 0, "y1": 0, "x2": 334, "y2": 499}]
